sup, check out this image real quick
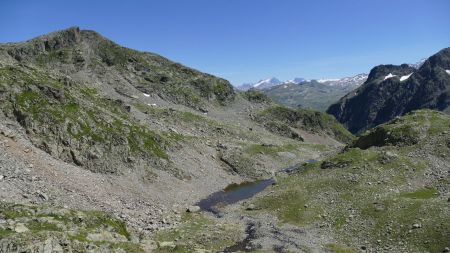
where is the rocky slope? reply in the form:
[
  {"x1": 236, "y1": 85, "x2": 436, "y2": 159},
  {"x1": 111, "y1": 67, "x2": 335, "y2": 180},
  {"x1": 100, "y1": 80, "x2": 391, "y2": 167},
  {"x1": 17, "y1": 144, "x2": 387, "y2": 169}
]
[
  {"x1": 1, "y1": 27, "x2": 449, "y2": 253},
  {"x1": 0, "y1": 27, "x2": 352, "y2": 251},
  {"x1": 327, "y1": 47, "x2": 450, "y2": 134},
  {"x1": 151, "y1": 109, "x2": 450, "y2": 252},
  {"x1": 245, "y1": 109, "x2": 450, "y2": 252}
]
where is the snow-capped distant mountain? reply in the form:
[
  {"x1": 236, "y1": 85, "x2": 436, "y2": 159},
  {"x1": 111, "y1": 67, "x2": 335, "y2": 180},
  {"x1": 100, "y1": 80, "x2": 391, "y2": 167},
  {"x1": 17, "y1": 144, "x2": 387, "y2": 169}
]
[
  {"x1": 284, "y1": 77, "x2": 306, "y2": 84},
  {"x1": 237, "y1": 77, "x2": 282, "y2": 90},
  {"x1": 409, "y1": 58, "x2": 427, "y2": 69},
  {"x1": 238, "y1": 74, "x2": 367, "y2": 91},
  {"x1": 315, "y1": 73, "x2": 368, "y2": 87},
  {"x1": 252, "y1": 77, "x2": 282, "y2": 89}
]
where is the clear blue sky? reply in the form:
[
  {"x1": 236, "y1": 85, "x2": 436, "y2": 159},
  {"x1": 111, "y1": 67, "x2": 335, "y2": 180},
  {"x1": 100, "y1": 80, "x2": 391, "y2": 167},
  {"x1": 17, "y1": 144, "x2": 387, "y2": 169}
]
[{"x1": 1, "y1": 0, "x2": 449, "y2": 85}]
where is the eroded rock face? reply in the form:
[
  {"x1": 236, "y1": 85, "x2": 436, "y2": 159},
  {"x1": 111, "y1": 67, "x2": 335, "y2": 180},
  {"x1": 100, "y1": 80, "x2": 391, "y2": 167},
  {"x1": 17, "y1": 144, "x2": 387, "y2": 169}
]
[
  {"x1": 327, "y1": 47, "x2": 450, "y2": 134},
  {"x1": 6, "y1": 27, "x2": 81, "y2": 62}
]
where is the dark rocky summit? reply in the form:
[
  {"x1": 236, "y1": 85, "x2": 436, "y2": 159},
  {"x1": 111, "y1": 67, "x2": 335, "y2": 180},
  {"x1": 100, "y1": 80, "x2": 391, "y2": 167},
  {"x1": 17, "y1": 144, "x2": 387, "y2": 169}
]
[{"x1": 327, "y1": 47, "x2": 450, "y2": 133}]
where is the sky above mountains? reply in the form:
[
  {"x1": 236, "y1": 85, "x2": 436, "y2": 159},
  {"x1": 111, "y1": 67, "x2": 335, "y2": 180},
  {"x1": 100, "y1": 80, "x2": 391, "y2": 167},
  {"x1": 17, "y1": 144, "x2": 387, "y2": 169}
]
[{"x1": 1, "y1": 0, "x2": 449, "y2": 85}]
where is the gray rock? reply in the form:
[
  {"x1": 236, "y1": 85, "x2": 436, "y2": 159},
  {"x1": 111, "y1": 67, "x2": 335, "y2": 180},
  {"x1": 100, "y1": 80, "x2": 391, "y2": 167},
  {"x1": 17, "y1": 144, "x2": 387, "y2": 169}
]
[
  {"x1": 186, "y1": 205, "x2": 201, "y2": 213},
  {"x1": 246, "y1": 204, "x2": 256, "y2": 210},
  {"x1": 412, "y1": 223, "x2": 422, "y2": 229},
  {"x1": 277, "y1": 151, "x2": 297, "y2": 159},
  {"x1": 36, "y1": 191, "x2": 49, "y2": 201},
  {"x1": 87, "y1": 231, "x2": 119, "y2": 242},
  {"x1": 158, "y1": 241, "x2": 176, "y2": 249},
  {"x1": 14, "y1": 223, "x2": 29, "y2": 233},
  {"x1": 43, "y1": 238, "x2": 64, "y2": 253},
  {"x1": 1, "y1": 129, "x2": 16, "y2": 139}
]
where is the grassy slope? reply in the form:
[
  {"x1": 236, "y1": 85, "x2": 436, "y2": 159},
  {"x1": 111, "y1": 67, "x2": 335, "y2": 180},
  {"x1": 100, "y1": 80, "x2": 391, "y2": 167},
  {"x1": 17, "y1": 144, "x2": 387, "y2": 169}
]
[
  {"x1": 255, "y1": 106, "x2": 354, "y2": 144},
  {"x1": 253, "y1": 109, "x2": 450, "y2": 252}
]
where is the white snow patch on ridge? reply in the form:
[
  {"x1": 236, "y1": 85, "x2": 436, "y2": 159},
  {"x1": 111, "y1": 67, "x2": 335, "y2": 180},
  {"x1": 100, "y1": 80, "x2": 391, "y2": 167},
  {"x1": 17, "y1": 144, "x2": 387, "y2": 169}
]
[
  {"x1": 317, "y1": 78, "x2": 340, "y2": 83},
  {"x1": 446, "y1": 70, "x2": 450, "y2": 75},
  {"x1": 252, "y1": 78, "x2": 280, "y2": 88},
  {"x1": 400, "y1": 73, "x2": 413, "y2": 81},
  {"x1": 384, "y1": 73, "x2": 396, "y2": 80},
  {"x1": 143, "y1": 93, "x2": 150, "y2": 97}
]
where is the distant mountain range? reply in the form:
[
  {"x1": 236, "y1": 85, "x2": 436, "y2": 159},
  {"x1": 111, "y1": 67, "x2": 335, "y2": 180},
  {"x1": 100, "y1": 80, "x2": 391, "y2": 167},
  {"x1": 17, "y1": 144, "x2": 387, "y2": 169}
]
[
  {"x1": 238, "y1": 58, "x2": 428, "y2": 112},
  {"x1": 238, "y1": 77, "x2": 282, "y2": 90},
  {"x1": 236, "y1": 74, "x2": 366, "y2": 91},
  {"x1": 327, "y1": 49, "x2": 450, "y2": 134},
  {"x1": 237, "y1": 74, "x2": 367, "y2": 111},
  {"x1": 264, "y1": 74, "x2": 368, "y2": 111}
]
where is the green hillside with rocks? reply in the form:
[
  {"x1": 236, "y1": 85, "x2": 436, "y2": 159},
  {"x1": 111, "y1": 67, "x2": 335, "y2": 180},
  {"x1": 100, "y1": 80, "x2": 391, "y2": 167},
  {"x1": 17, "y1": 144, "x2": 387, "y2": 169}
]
[{"x1": 0, "y1": 27, "x2": 449, "y2": 253}]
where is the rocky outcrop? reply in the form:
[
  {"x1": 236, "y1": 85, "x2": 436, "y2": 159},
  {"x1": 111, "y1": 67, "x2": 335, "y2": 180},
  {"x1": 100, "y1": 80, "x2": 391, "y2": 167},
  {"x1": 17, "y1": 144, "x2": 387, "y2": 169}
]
[
  {"x1": 327, "y1": 47, "x2": 450, "y2": 134},
  {"x1": 0, "y1": 203, "x2": 150, "y2": 252},
  {"x1": 4, "y1": 27, "x2": 82, "y2": 62}
]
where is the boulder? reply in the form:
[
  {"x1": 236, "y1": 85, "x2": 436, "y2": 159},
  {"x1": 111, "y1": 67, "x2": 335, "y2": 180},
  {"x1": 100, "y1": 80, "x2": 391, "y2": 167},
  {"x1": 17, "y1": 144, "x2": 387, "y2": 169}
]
[
  {"x1": 186, "y1": 205, "x2": 201, "y2": 213},
  {"x1": 14, "y1": 223, "x2": 29, "y2": 233},
  {"x1": 158, "y1": 241, "x2": 176, "y2": 249}
]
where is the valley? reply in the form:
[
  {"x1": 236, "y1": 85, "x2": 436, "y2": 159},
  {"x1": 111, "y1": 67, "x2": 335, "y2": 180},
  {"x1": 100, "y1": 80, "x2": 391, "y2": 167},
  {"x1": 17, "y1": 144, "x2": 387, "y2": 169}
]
[{"x1": 0, "y1": 27, "x2": 449, "y2": 253}]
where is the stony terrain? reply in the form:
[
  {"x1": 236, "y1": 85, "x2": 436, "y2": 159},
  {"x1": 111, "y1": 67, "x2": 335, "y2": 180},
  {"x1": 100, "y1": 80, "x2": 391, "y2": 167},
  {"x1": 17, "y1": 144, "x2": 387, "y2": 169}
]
[
  {"x1": 244, "y1": 110, "x2": 450, "y2": 252},
  {"x1": 0, "y1": 27, "x2": 449, "y2": 253},
  {"x1": 0, "y1": 27, "x2": 351, "y2": 252}
]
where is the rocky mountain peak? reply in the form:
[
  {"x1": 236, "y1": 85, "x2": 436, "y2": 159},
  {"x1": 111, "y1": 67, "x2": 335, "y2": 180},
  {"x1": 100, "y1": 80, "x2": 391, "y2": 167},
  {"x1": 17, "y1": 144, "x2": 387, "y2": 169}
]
[
  {"x1": 419, "y1": 47, "x2": 450, "y2": 74},
  {"x1": 327, "y1": 47, "x2": 450, "y2": 134},
  {"x1": 366, "y1": 64, "x2": 415, "y2": 83}
]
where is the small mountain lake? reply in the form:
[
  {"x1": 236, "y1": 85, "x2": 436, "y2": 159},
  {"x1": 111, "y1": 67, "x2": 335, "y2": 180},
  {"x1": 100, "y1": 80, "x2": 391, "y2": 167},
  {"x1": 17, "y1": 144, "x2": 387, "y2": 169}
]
[
  {"x1": 197, "y1": 179, "x2": 275, "y2": 214},
  {"x1": 197, "y1": 159, "x2": 317, "y2": 215}
]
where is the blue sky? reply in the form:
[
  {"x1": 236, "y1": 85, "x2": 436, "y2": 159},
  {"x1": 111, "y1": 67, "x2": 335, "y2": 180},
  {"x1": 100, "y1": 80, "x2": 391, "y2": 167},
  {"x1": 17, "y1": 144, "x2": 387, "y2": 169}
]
[{"x1": 1, "y1": 0, "x2": 449, "y2": 85}]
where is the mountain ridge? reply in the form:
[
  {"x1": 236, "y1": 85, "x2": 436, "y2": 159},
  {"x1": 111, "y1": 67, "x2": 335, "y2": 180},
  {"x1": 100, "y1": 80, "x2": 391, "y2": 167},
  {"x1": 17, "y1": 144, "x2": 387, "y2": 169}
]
[
  {"x1": 237, "y1": 73, "x2": 367, "y2": 91},
  {"x1": 1, "y1": 27, "x2": 236, "y2": 111},
  {"x1": 327, "y1": 47, "x2": 450, "y2": 134},
  {"x1": 0, "y1": 26, "x2": 449, "y2": 253}
]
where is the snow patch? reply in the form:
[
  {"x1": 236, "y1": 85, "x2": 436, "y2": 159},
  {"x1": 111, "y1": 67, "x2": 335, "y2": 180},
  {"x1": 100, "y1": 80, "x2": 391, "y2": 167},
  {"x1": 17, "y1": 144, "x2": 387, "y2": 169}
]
[
  {"x1": 252, "y1": 77, "x2": 280, "y2": 88},
  {"x1": 400, "y1": 73, "x2": 413, "y2": 82},
  {"x1": 446, "y1": 70, "x2": 450, "y2": 76},
  {"x1": 143, "y1": 93, "x2": 150, "y2": 97},
  {"x1": 317, "y1": 78, "x2": 340, "y2": 83},
  {"x1": 384, "y1": 73, "x2": 396, "y2": 80}
]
